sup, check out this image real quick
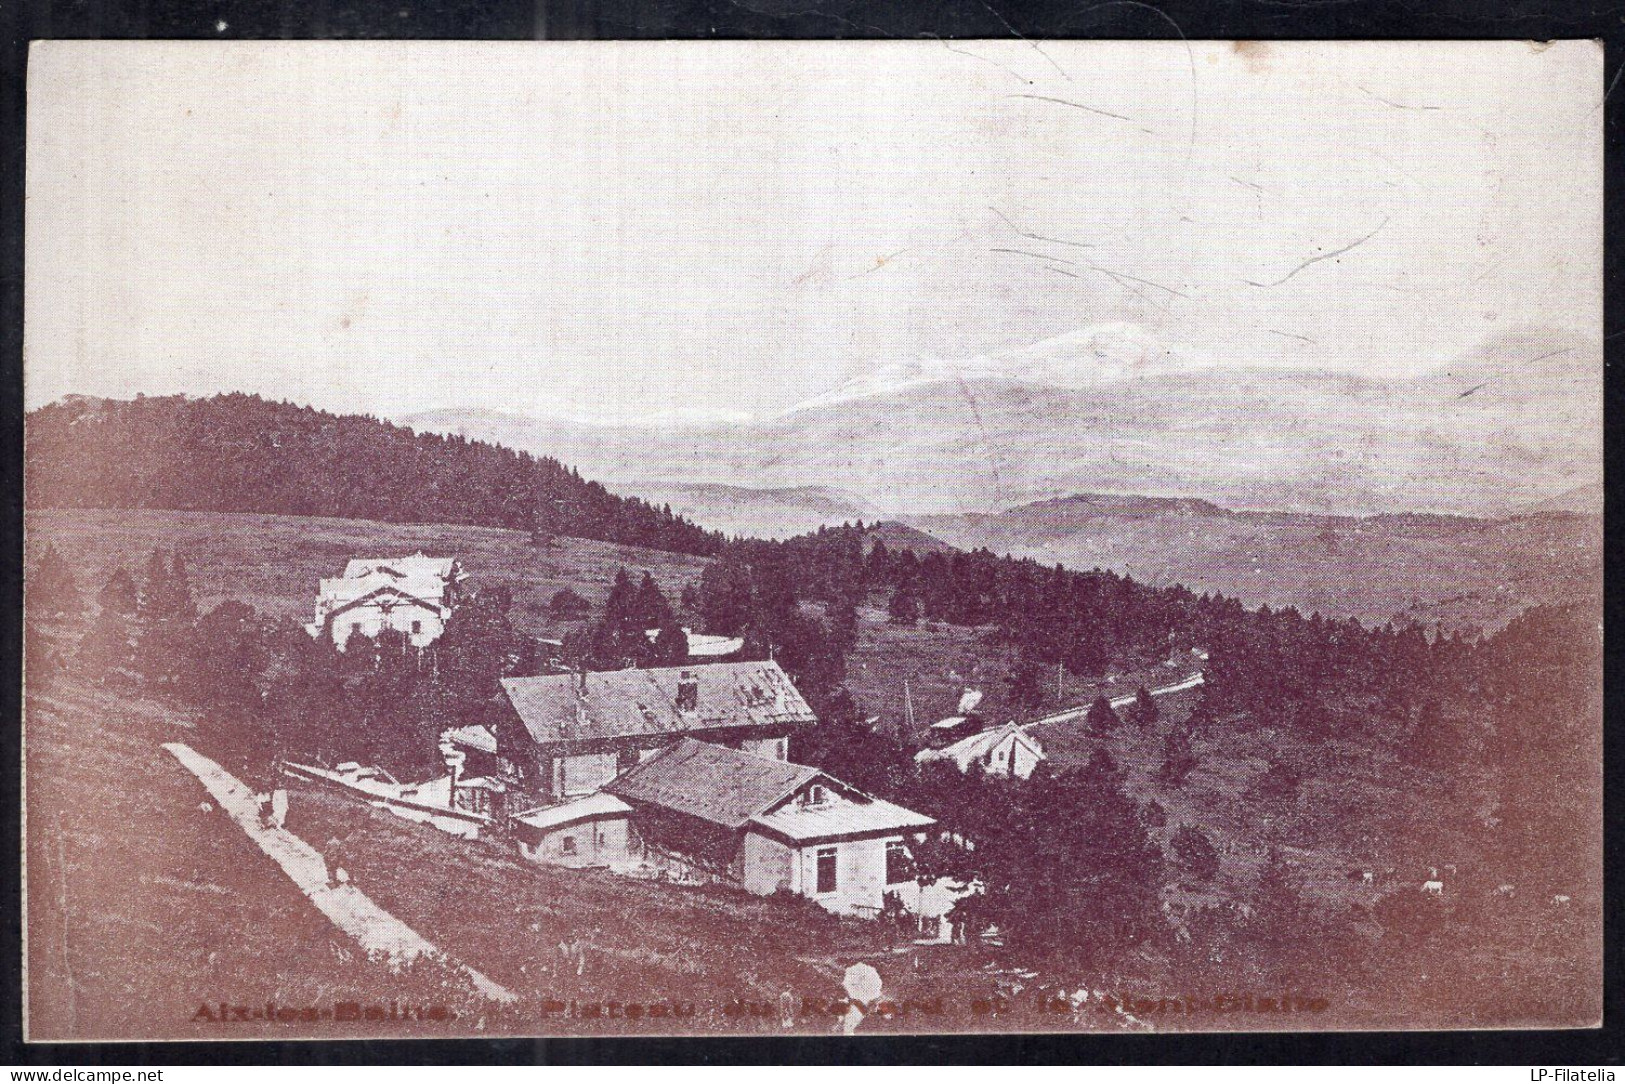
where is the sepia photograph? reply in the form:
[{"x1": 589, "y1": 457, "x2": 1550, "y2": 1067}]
[{"x1": 20, "y1": 37, "x2": 1604, "y2": 1042}]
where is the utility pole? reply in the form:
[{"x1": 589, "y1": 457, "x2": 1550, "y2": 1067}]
[{"x1": 903, "y1": 678, "x2": 916, "y2": 732}]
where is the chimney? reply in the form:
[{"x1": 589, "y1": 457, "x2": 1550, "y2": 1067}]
[{"x1": 676, "y1": 670, "x2": 699, "y2": 713}]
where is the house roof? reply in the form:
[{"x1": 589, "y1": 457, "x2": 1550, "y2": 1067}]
[
  {"x1": 916, "y1": 722, "x2": 1044, "y2": 768},
  {"x1": 500, "y1": 661, "x2": 817, "y2": 748},
  {"x1": 605, "y1": 738, "x2": 821, "y2": 829},
  {"x1": 442, "y1": 724, "x2": 498, "y2": 756},
  {"x1": 513, "y1": 792, "x2": 632, "y2": 833},
  {"x1": 324, "y1": 585, "x2": 447, "y2": 622},
  {"x1": 641, "y1": 627, "x2": 746, "y2": 658},
  {"x1": 342, "y1": 553, "x2": 460, "y2": 581},
  {"x1": 606, "y1": 738, "x2": 937, "y2": 842},
  {"x1": 751, "y1": 789, "x2": 935, "y2": 843}
]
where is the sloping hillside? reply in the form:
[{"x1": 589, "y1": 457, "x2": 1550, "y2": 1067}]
[
  {"x1": 909, "y1": 495, "x2": 1601, "y2": 631},
  {"x1": 26, "y1": 508, "x2": 711, "y2": 641},
  {"x1": 26, "y1": 394, "x2": 723, "y2": 556}
]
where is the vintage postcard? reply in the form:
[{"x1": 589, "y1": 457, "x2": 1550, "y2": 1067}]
[{"x1": 22, "y1": 39, "x2": 1603, "y2": 1040}]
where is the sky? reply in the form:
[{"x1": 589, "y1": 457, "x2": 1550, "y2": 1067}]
[{"x1": 25, "y1": 39, "x2": 1604, "y2": 426}]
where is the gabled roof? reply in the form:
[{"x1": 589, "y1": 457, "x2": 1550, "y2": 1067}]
[
  {"x1": 500, "y1": 661, "x2": 817, "y2": 748},
  {"x1": 605, "y1": 738, "x2": 822, "y2": 829},
  {"x1": 323, "y1": 585, "x2": 447, "y2": 623},
  {"x1": 915, "y1": 721, "x2": 1044, "y2": 767},
  {"x1": 342, "y1": 553, "x2": 460, "y2": 581},
  {"x1": 319, "y1": 571, "x2": 450, "y2": 607}
]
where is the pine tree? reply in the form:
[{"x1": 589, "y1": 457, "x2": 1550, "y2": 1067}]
[
  {"x1": 134, "y1": 549, "x2": 197, "y2": 687},
  {"x1": 98, "y1": 566, "x2": 139, "y2": 616},
  {"x1": 28, "y1": 544, "x2": 84, "y2": 619},
  {"x1": 1171, "y1": 824, "x2": 1221, "y2": 881},
  {"x1": 827, "y1": 596, "x2": 859, "y2": 654},
  {"x1": 887, "y1": 582, "x2": 920, "y2": 626},
  {"x1": 169, "y1": 551, "x2": 196, "y2": 620},
  {"x1": 651, "y1": 621, "x2": 689, "y2": 665},
  {"x1": 528, "y1": 503, "x2": 557, "y2": 548},
  {"x1": 696, "y1": 557, "x2": 754, "y2": 637},
  {"x1": 633, "y1": 572, "x2": 674, "y2": 629},
  {"x1": 78, "y1": 605, "x2": 135, "y2": 677},
  {"x1": 1006, "y1": 657, "x2": 1046, "y2": 714},
  {"x1": 1158, "y1": 725, "x2": 1199, "y2": 784},
  {"x1": 603, "y1": 569, "x2": 638, "y2": 630},
  {"x1": 1128, "y1": 684, "x2": 1159, "y2": 727},
  {"x1": 1085, "y1": 694, "x2": 1122, "y2": 737},
  {"x1": 547, "y1": 588, "x2": 591, "y2": 621}
]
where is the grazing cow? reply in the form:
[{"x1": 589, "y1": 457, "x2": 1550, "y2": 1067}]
[
  {"x1": 1362, "y1": 872, "x2": 1375, "y2": 886},
  {"x1": 1495, "y1": 884, "x2": 1516, "y2": 897},
  {"x1": 1552, "y1": 894, "x2": 1571, "y2": 907},
  {"x1": 1421, "y1": 880, "x2": 1444, "y2": 896}
]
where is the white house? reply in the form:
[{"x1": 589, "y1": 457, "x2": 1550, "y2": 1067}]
[
  {"x1": 915, "y1": 722, "x2": 1047, "y2": 780},
  {"x1": 605, "y1": 738, "x2": 939, "y2": 918},
  {"x1": 305, "y1": 552, "x2": 465, "y2": 650}
]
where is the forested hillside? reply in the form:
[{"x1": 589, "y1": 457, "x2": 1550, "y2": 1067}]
[{"x1": 25, "y1": 394, "x2": 724, "y2": 556}]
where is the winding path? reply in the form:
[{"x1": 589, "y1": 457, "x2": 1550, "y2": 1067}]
[
  {"x1": 1020, "y1": 670, "x2": 1206, "y2": 733},
  {"x1": 162, "y1": 741, "x2": 514, "y2": 1003}
]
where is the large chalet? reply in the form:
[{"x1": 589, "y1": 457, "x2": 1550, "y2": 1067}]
[
  {"x1": 305, "y1": 553, "x2": 465, "y2": 650},
  {"x1": 450, "y1": 661, "x2": 818, "y2": 805},
  {"x1": 436, "y1": 660, "x2": 946, "y2": 919}
]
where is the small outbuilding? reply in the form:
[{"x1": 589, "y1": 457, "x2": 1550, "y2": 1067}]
[
  {"x1": 914, "y1": 722, "x2": 1046, "y2": 780},
  {"x1": 512, "y1": 793, "x2": 634, "y2": 869}
]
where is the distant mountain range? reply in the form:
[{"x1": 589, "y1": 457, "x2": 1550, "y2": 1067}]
[
  {"x1": 598, "y1": 481, "x2": 878, "y2": 540},
  {"x1": 404, "y1": 325, "x2": 1601, "y2": 522},
  {"x1": 903, "y1": 491, "x2": 1600, "y2": 629}
]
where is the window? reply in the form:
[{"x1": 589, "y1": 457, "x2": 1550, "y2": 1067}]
[
  {"x1": 805, "y1": 784, "x2": 830, "y2": 807},
  {"x1": 886, "y1": 840, "x2": 910, "y2": 884},
  {"x1": 776, "y1": 739, "x2": 788, "y2": 761},
  {"x1": 815, "y1": 847, "x2": 838, "y2": 894},
  {"x1": 561, "y1": 836, "x2": 576, "y2": 855},
  {"x1": 411, "y1": 620, "x2": 423, "y2": 635}
]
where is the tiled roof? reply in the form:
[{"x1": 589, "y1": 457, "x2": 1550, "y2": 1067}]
[
  {"x1": 606, "y1": 738, "x2": 937, "y2": 842},
  {"x1": 500, "y1": 661, "x2": 817, "y2": 748},
  {"x1": 605, "y1": 739, "x2": 820, "y2": 829}
]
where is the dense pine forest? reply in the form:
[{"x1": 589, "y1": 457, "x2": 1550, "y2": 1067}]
[{"x1": 25, "y1": 394, "x2": 724, "y2": 556}]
